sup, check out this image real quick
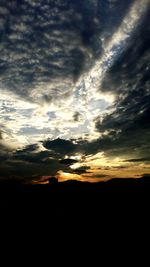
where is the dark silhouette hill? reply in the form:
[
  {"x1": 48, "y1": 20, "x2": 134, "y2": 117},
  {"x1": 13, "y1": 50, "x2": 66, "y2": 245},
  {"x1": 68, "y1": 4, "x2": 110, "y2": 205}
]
[
  {"x1": 0, "y1": 176, "x2": 148, "y2": 218},
  {"x1": 0, "y1": 176, "x2": 148, "y2": 242}
]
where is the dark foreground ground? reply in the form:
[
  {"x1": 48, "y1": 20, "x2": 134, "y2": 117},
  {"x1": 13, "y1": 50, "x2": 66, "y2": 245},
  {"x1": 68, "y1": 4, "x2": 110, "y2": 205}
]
[
  {"x1": 0, "y1": 176, "x2": 148, "y2": 220},
  {"x1": 0, "y1": 177, "x2": 148, "y2": 250},
  {"x1": 0, "y1": 177, "x2": 147, "y2": 259}
]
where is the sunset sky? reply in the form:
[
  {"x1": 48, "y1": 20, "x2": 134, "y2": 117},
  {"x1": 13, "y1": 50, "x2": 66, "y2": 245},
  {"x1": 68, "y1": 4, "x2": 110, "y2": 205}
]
[{"x1": 0, "y1": 0, "x2": 150, "y2": 183}]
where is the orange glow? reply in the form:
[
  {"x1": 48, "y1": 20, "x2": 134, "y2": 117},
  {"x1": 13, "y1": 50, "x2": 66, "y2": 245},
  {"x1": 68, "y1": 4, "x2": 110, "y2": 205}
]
[
  {"x1": 32, "y1": 158, "x2": 150, "y2": 184},
  {"x1": 56, "y1": 171, "x2": 109, "y2": 183},
  {"x1": 32, "y1": 176, "x2": 51, "y2": 184}
]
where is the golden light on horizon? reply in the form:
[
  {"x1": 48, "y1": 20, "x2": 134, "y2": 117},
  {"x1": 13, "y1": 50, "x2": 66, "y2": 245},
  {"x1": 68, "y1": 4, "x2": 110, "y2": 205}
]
[
  {"x1": 57, "y1": 171, "x2": 81, "y2": 182},
  {"x1": 57, "y1": 170, "x2": 110, "y2": 183}
]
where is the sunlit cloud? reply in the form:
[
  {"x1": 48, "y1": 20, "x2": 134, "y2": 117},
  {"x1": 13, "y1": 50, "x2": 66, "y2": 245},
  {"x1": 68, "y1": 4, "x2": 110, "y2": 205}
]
[
  {"x1": 75, "y1": 0, "x2": 150, "y2": 99},
  {"x1": 57, "y1": 170, "x2": 105, "y2": 183}
]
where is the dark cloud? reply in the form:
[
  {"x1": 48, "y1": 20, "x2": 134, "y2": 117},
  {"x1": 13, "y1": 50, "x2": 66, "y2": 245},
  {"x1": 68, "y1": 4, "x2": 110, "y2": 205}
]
[
  {"x1": 16, "y1": 144, "x2": 39, "y2": 154},
  {"x1": 0, "y1": 136, "x2": 92, "y2": 181},
  {"x1": 43, "y1": 138, "x2": 76, "y2": 156},
  {"x1": 0, "y1": 146, "x2": 75, "y2": 182},
  {"x1": 93, "y1": 7, "x2": 150, "y2": 158},
  {"x1": 0, "y1": 130, "x2": 3, "y2": 140},
  {"x1": 59, "y1": 158, "x2": 78, "y2": 165},
  {"x1": 100, "y1": 5, "x2": 150, "y2": 94},
  {"x1": 72, "y1": 166, "x2": 91, "y2": 175},
  {"x1": 124, "y1": 158, "x2": 150, "y2": 163},
  {"x1": 0, "y1": 0, "x2": 132, "y2": 103},
  {"x1": 0, "y1": 0, "x2": 98, "y2": 101},
  {"x1": 73, "y1": 112, "x2": 81, "y2": 122}
]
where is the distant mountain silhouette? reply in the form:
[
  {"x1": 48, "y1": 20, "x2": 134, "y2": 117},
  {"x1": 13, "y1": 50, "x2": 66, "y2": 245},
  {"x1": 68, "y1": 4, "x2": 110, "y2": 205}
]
[
  {"x1": 0, "y1": 176, "x2": 148, "y2": 213},
  {"x1": 48, "y1": 177, "x2": 58, "y2": 185}
]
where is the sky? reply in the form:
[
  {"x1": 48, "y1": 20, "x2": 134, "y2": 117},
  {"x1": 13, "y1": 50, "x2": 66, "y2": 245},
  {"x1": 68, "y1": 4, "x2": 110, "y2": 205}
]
[{"x1": 0, "y1": 0, "x2": 150, "y2": 184}]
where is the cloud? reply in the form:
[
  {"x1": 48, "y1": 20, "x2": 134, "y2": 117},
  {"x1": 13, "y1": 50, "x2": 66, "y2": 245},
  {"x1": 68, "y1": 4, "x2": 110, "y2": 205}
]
[
  {"x1": 71, "y1": 166, "x2": 91, "y2": 175},
  {"x1": 0, "y1": 0, "x2": 141, "y2": 148},
  {"x1": 0, "y1": 1, "x2": 150, "y2": 182},
  {"x1": 73, "y1": 112, "x2": 82, "y2": 122},
  {"x1": 0, "y1": 129, "x2": 3, "y2": 140},
  {"x1": 59, "y1": 158, "x2": 78, "y2": 165},
  {"x1": 43, "y1": 138, "x2": 76, "y2": 156},
  {"x1": 0, "y1": 0, "x2": 99, "y2": 145},
  {"x1": 0, "y1": 0, "x2": 104, "y2": 103},
  {"x1": 0, "y1": 140, "x2": 79, "y2": 182},
  {"x1": 93, "y1": 5, "x2": 150, "y2": 159},
  {"x1": 124, "y1": 158, "x2": 150, "y2": 163}
]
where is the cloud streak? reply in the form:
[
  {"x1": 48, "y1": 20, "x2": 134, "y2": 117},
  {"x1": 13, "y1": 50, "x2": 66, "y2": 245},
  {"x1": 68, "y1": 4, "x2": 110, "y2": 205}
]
[{"x1": 75, "y1": 0, "x2": 150, "y2": 99}]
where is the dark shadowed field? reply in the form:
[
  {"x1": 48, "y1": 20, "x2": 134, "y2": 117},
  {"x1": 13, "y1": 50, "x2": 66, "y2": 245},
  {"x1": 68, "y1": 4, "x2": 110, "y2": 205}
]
[{"x1": 0, "y1": 176, "x2": 148, "y2": 222}]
